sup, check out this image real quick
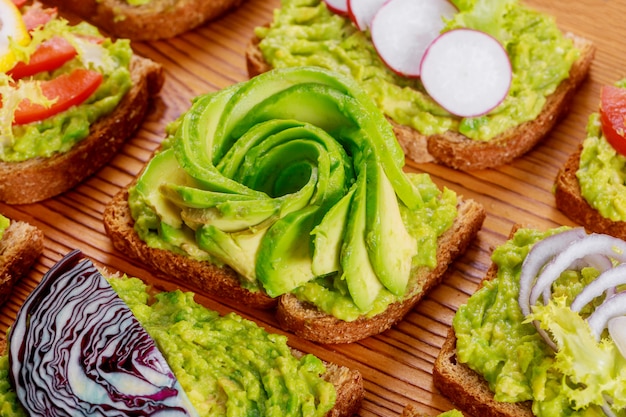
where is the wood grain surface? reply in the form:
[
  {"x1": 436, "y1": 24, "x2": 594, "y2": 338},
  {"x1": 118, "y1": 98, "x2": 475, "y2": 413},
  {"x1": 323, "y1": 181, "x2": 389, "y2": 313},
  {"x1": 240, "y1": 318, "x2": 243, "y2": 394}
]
[{"x1": 1, "y1": 0, "x2": 624, "y2": 416}]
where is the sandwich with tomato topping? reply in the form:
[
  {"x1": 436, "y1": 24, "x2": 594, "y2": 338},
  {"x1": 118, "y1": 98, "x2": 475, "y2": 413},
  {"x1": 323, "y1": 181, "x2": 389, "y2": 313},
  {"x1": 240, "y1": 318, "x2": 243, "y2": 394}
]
[
  {"x1": 0, "y1": 0, "x2": 163, "y2": 204},
  {"x1": 555, "y1": 79, "x2": 626, "y2": 240}
]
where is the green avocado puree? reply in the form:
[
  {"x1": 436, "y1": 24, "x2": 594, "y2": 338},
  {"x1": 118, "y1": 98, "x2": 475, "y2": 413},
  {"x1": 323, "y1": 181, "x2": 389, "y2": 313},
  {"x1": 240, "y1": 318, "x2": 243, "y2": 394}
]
[
  {"x1": 2, "y1": 22, "x2": 133, "y2": 162},
  {"x1": 0, "y1": 214, "x2": 9, "y2": 241},
  {"x1": 453, "y1": 227, "x2": 609, "y2": 417},
  {"x1": 576, "y1": 79, "x2": 626, "y2": 222},
  {"x1": 0, "y1": 276, "x2": 336, "y2": 417},
  {"x1": 255, "y1": 0, "x2": 579, "y2": 141}
]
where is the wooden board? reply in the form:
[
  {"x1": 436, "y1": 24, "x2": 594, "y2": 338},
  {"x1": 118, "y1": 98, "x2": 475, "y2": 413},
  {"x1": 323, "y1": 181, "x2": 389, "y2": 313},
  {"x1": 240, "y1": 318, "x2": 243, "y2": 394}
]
[{"x1": 1, "y1": 0, "x2": 624, "y2": 415}]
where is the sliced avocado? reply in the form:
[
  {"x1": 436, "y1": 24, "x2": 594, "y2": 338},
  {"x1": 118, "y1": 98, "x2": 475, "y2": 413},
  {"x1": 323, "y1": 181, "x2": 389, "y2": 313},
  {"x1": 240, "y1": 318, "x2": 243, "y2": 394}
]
[
  {"x1": 340, "y1": 166, "x2": 383, "y2": 312},
  {"x1": 365, "y1": 162, "x2": 417, "y2": 296},
  {"x1": 160, "y1": 183, "x2": 260, "y2": 208},
  {"x1": 131, "y1": 148, "x2": 196, "y2": 229},
  {"x1": 159, "y1": 222, "x2": 210, "y2": 260},
  {"x1": 255, "y1": 205, "x2": 319, "y2": 298},
  {"x1": 311, "y1": 187, "x2": 355, "y2": 277},
  {"x1": 180, "y1": 200, "x2": 280, "y2": 232},
  {"x1": 195, "y1": 224, "x2": 268, "y2": 283}
]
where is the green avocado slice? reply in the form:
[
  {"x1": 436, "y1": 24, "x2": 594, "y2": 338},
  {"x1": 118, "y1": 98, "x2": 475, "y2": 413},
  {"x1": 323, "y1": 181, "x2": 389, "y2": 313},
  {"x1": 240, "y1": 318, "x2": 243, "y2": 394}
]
[{"x1": 256, "y1": 205, "x2": 319, "y2": 297}]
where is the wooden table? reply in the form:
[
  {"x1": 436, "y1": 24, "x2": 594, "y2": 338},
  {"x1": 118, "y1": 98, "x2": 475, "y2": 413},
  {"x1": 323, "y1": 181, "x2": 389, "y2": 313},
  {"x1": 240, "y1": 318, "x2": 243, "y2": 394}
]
[{"x1": 1, "y1": 0, "x2": 623, "y2": 415}]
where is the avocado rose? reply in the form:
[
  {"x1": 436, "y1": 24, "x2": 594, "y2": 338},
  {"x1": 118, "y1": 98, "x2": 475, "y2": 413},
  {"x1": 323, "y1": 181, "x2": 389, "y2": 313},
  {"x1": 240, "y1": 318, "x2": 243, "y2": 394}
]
[{"x1": 129, "y1": 66, "x2": 458, "y2": 319}]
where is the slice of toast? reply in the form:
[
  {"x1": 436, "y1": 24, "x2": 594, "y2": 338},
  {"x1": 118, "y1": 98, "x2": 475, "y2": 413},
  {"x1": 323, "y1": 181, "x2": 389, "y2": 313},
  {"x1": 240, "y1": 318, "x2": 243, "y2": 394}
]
[
  {"x1": 103, "y1": 185, "x2": 486, "y2": 343},
  {"x1": 0, "y1": 55, "x2": 163, "y2": 205},
  {"x1": 432, "y1": 226, "x2": 533, "y2": 417},
  {"x1": 41, "y1": 0, "x2": 245, "y2": 41},
  {"x1": 245, "y1": 33, "x2": 594, "y2": 171},
  {"x1": 554, "y1": 147, "x2": 626, "y2": 240},
  {"x1": 0, "y1": 220, "x2": 44, "y2": 306}
]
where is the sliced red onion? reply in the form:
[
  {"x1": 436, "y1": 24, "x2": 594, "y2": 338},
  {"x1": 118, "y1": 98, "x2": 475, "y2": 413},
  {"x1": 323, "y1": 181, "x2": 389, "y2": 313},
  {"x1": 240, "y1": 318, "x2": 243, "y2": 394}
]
[
  {"x1": 570, "y1": 263, "x2": 626, "y2": 312},
  {"x1": 518, "y1": 227, "x2": 586, "y2": 316},
  {"x1": 529, "y1": 234, "x2": 626, "y2": 311},
  {"x1": 608, "y1": 316, "x2": 626, "y2": 359},
  {"x1": 9, "y1": 250, "x2": 198, "y2": 416},
  {"x1": 587, "y1": 291, "x2": 626, "y2": 342}
]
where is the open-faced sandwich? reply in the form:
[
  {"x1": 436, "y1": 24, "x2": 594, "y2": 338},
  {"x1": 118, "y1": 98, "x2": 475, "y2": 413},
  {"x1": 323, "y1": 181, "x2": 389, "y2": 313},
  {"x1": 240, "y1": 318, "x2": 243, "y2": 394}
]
[
  {"x1": 434, "y1": 225, "x2": 626, "y2": 417},
  {"x1": 0, "y1": 249, "x2": 363, "y2": 416},
  {"x1": 0, "y1": 213, "x2": 43, "y2": 306},
  {"x1": 40, "y1": 0, "x2": 247, "y2": 41},
  {"x1": 555, "y1": 78, "x2": 626, "y2": 240},
  {"x1": 246, "y1": 0, "x2": 595, "y2": 170},
  {"x1": 0, "y1": 0, "x2": 163, "y2": 204},
  {"x1": 103, "y1": 65, "x2": 486, "y2": 344}
]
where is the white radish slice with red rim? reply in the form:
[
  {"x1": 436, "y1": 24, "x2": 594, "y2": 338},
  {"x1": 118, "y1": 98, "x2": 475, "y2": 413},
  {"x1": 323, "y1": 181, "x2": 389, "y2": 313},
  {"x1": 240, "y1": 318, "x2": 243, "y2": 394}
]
[
  {"x1": 370, "y1": 0, "x2": 457, "y2": 78},
  {"x1": 420, "y1": 28, "x2": 512, "y2": 117},
  {"x1": 347, "y1": 0, "x2": 386, "y2": 31},
  {"x1": 324, "y1": 0, "x2": 349, "y2": 15}
]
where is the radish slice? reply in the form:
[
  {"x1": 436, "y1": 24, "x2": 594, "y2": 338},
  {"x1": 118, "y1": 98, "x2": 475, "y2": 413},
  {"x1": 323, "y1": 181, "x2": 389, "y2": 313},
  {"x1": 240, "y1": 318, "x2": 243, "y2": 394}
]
[
  {"x1": 324, "y1": 0, "x2": 349, "y2": 15},
  {"x1": 347, "y1": 0, "x2": 386, "y2": 31},
  {"x1": 370, "y1": 0, "x2": 457, "y2": 78},
  {"x1": 420, "y1": 28, "x2": 512, "y2": 117}
]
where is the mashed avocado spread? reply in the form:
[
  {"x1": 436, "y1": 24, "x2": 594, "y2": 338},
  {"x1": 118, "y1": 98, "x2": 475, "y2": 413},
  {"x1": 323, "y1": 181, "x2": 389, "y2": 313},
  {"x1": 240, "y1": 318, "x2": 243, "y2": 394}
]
[
  {"x1": 453, "y1": 227, "x2": 614, "y2": 417},
  {"x1": 1, "y1": 19, "x2": 133, "y2": 162},
  {"x1": 0, "y1": 276, "x2": 336, "y2": 417},
  {"x1": 256, "y1": 0, "x2": 579, "y2": 141},
  {"x1": 0, "y1": 214, "x2": 9, "y2": 241},
  {"x1": 576, "y1": 79, "x2": 626, "y2": 222}
]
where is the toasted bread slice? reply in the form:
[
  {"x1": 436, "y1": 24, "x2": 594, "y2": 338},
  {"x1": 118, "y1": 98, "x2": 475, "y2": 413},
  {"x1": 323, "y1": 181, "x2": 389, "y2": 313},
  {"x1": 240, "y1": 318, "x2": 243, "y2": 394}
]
[
  {"x1": 554, "y1": 147, "x2": 626, "y2": 240},
  {"x1": 104, "y1": 185, "x2": 485, "y2": 343},
  {"x1": 41, "y1": 0, "x2": 245, "y2": 41},
  {"x1": 0, "y1": 220, "x2": 44, "y2": 306},
  {"x1": 432, "y1": 225, "x2": 533, "y2": 417},
  {"x1": 246, "y1": 33, "x2": 594, "y2": 171},
  {"x1": 275, "y1": 198, "x2": 486, "y2": 344},
  {"x1": 0, "y1": 55, "x2": 163, "y2": 205}
]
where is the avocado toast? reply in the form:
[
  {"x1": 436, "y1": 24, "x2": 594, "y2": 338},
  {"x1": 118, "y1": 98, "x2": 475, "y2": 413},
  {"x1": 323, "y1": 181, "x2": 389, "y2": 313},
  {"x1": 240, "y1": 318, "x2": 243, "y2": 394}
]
[
  {"x1": 0, "y1": 1, "x2": 163, "y2": 204},
  {"x1": 434, "y1": 225, "x2": 626, "y2": 417},
  {"x1": 555, "y1": 79, "x2": 626, "y2": 240},
  {"x1": 246, "y1": 0, "x2": 594, "y2": 170},
  {"x1": 103, "y1": 65, "x2": 486, "y2": 344},
  {"x1": 0, "y1": 249, "x2": 363, "y2": 416},
  {"x1": 40, "y1": 0, "x2": 247, "y2": 41},
  {"x1": 0, "y1": 213, "x2": 43, "y2": 307}
]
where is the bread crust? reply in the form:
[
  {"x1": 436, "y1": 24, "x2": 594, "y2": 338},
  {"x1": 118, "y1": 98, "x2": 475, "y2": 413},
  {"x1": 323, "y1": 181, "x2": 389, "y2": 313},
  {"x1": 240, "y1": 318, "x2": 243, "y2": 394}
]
[
  {"x1": 245, "y1": 33, "x2": 595, "y2": 171},
  {"x1": 432, "y1": 226, "x2": 531, "y2": 417},
  {"x1": 554, "y1": 147, "x2": 626, "y2": 240},
  {"x1": 0, "y1": 55, "x2": 163, "y2": 205},
  {"x1": 41, "y1": 0, "x2": 245, "y2": 41},
  {"x1": 104, "y1": 185, "x2": 486, "y2": 343},
  {"x1": 0, "y1": 220, "x2": 44, "y2": 306}
]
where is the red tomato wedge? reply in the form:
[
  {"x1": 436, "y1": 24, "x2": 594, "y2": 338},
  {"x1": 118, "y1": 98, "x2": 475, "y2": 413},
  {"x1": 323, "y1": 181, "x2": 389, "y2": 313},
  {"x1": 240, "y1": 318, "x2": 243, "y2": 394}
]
[
  {"x1": 13, "y1": 68, "x2": 103, "y2": 125},
  {"x1": 600, "y1": 85, "x2": 626, "y2": 157},
  {"x1": 11, "y1": 0, "x2": 27, "y2": 7},
  {"x1": 8, "y1": 37, "x2": 77, "y2": 79}
]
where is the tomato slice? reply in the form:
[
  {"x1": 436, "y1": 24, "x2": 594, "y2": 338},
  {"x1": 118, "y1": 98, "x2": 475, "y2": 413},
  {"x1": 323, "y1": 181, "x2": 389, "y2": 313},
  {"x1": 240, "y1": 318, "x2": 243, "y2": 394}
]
[
  {"x1": 8, "y1": 37, "x2": 77, "y2": 79},
  {"x1": 600, "y1": 85, "x2": 626, "y2": 157},
  {"x1": 11, "y1": 0, "x2": 27, "y2": 7},
  {"x1": 13, "y1": 69, "x2": 103, "y2": 125}
]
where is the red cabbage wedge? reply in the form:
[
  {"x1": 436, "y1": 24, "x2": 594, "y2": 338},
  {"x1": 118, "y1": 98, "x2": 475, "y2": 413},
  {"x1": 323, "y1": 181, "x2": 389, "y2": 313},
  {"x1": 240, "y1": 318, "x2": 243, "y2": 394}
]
[{"x1": 8, "y1": 249, "x2": 198, "y2": 416}]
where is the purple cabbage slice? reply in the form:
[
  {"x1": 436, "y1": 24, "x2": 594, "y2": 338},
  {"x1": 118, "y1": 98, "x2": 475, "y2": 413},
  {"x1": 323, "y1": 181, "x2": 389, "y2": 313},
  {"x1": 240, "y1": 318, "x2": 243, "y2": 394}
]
[{"x1": 9, "y1": 249, "x2": 199, "y2": 417}]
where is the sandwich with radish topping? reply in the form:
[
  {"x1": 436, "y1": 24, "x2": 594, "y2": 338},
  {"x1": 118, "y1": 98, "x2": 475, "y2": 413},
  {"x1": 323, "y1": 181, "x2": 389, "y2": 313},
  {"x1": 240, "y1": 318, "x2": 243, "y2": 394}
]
[
  {"x1": 0, "y1": 0, "x2": 163, "y2": 204},
  {"x1": 246, "y1": 0, "x2": 595, "y2": 170}
]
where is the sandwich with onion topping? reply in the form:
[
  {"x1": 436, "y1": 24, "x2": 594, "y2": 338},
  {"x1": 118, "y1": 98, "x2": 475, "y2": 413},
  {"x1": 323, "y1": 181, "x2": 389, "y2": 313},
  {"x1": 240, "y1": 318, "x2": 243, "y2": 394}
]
[
  {"x1": 0, "y1": 249, "x2": 363, "y2": 416},
  {"x1": 434, "y1": 225, "x2": 626, "y2": 417},
  {"x1": 0, "y1": 0, "x2": 163, "y2": 204}
]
